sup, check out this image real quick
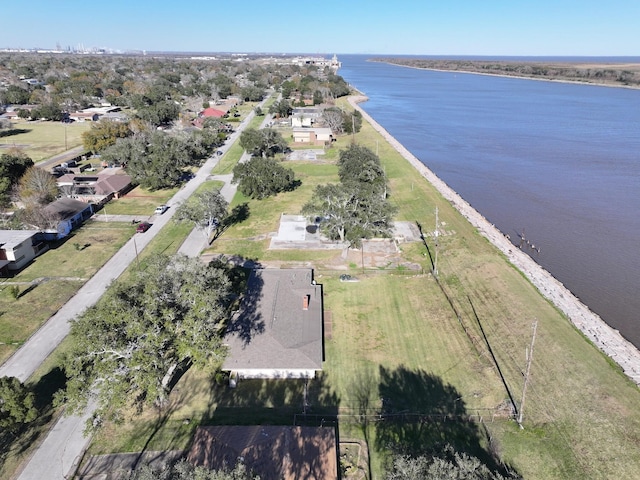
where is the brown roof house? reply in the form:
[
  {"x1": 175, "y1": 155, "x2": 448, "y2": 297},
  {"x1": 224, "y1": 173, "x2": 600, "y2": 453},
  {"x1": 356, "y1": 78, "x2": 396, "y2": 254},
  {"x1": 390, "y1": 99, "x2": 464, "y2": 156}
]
[
  {"x1": 187, "y1": 425, "x2": 337, "y2": 480},
  {"x1": 56, "y1": 173, "x2": 133, "y2": 205},
  {"x1": 222, "y1": 268, "x2": 324, "y2": 379}
]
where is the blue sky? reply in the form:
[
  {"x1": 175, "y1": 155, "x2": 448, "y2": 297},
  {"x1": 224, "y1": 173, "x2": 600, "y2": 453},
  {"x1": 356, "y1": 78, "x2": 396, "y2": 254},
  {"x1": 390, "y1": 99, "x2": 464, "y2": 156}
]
[{"x1": 2, "y1": 0, "x2": 638, "y2": 56}]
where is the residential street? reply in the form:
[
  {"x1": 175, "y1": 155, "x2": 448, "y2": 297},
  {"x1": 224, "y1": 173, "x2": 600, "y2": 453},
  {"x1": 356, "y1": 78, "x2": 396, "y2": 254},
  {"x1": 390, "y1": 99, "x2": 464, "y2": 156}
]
[{"x1": 3, "y1": 101, "x2": 272, "y2": 479}]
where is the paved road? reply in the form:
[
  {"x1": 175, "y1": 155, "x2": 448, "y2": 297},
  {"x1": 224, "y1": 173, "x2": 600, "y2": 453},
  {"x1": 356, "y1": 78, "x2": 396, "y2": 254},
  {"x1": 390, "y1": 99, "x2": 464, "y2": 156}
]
[
  {"x1": 35, "y1": 145, "x2": 87, "y2": 170},
  {"x1": 4, "y1": 99, "x2": 272, "y2": 480}
]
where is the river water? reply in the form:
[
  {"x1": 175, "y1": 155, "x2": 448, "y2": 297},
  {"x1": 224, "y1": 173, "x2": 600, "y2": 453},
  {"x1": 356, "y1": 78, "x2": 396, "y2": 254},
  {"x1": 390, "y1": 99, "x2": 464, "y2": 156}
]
[{"x1": 338, "y1": 55, "x2": 640, "y2": 348}]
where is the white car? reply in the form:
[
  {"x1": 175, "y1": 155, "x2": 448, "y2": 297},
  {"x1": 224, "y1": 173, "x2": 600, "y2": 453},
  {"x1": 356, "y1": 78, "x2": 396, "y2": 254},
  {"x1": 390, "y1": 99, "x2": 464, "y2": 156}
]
[{"x1": 154, "y1": 205, "x2": 169, "y2": 215}]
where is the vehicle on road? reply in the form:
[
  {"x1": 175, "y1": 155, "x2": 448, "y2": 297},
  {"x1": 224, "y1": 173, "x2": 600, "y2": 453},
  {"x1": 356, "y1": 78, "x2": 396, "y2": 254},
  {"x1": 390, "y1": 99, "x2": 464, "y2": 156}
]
[
  {"x1": 154, "y1": 205, "x2": 169, "y2": 215},
  {"x1": 136, "y1": 221, "x2": 151, "y2": 233}
]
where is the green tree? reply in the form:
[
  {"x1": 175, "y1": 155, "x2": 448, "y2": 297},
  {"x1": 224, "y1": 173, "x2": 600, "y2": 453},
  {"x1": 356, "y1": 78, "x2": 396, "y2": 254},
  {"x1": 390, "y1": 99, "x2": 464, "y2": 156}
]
[
  {"x1": 0, "y1": 85, "x2": 31, "y2": 105},
  {"x1": 327, "y1": 73, "x2": 351, "y2": 97},
  {"x1": 342, "y1": 108, "x2": 363, "y2": 135},
  {"x1": 0, "y1": 151, "x2": 34, "y2": 206},
  {"x1": 213, "y1": 74, "x2": 235, "y2": 99},
  {"x1": 0, "y1": 376, "x2": 37, "y2": 433},
  {"x1": 17, "y1": 166, "x2": 58, "y2": 205},
  {"x1": 136, "y1": 100, "x2": 180, "y2": 126},
  {"x1": 280, "y1": 80, "x2": 296, "y2": 99},
  {"x1": 302, "y1": 183, "x2": 354, "y2": 243},
  {"x1": 30, "y1": 102, "x2": 63, "y2": 121},
  {"x1": 302, "y1": 144, "x2": 396, "y2": 246},
  {"x1": 232, "y1": 157, "x2": 296, "y2": 199},
  {"x1": 239, "y1": 85, "x2": 264, "y2": 102},
  {"x1": 268, "y1": 99, "x2": 292, "y2": 118},
  {"x1": 174, "y1": 189, "x2": 229, "y2": 244},
  {"x1": 313, "y1": 89, "x2": 324, "y2": 105},
  {"x1": 239, "y1": 128, "x2": 287, "y2": 158},
  {"x1": 58, "y1": 255, "x2": 235, "y2": 424},
  {"x1": 103, "y1": 132, "x2": 194, "y2": 190},
  {"x1": 338, "y1": 143, "x2": 386, "y2": 195},
  {"x1": 127, "y1": 459, "x2": 259, "y2": 480},
  {"x1": 387, "y1": 448, "x2": 518, "y2": 480},
  {"x1": 82, "y1": 120, "x2": 133, "y2": 154}
]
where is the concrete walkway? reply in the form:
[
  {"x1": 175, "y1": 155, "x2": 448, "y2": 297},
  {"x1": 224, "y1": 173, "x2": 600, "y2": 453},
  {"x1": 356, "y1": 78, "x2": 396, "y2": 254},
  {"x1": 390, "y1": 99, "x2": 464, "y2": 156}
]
[{"x1": 4, "y1": 98, "x2": 272, "y2": 480}]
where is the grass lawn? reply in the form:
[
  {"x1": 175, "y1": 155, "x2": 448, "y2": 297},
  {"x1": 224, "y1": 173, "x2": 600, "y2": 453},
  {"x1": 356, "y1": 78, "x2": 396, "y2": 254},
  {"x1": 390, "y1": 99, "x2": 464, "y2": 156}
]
[
  {"x1": 85, "y1": 101, "x2": 640, "y2": 480},
  {"x1": 0, "y1": 120, "x2": 90, "y2": 161},
  {"x1": 0, "y1": 221, "x2": 132, "y2": 364},
  {"x1": 98, "y1": 185, "x2": 179, "y2": 216}
]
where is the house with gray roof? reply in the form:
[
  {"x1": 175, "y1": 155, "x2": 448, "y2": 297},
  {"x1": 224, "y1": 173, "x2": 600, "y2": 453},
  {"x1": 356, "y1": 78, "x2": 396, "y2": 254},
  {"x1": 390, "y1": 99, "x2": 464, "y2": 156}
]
[
  {"x1": 222, "y1": 268, "x2": 324, "y2": 379},
  {"x1": 43, "y1": 198, "x2": 93, "y2": 239}
]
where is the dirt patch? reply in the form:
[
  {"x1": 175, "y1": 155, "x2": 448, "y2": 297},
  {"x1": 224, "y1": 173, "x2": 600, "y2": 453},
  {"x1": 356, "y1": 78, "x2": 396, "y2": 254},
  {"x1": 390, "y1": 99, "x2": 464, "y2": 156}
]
[{"x1": 340, "y1": 439, "x2": 369, "y2": 479}]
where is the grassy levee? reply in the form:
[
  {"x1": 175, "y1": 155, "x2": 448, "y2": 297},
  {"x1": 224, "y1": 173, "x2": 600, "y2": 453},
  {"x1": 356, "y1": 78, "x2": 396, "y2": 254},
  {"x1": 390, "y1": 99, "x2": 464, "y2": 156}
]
[
  {"x1": 0, "y1": 120, "x2": 90, "y2": 161},
  {"x1": 84, "y1": 101, "x2": 640, "y2": 479}
]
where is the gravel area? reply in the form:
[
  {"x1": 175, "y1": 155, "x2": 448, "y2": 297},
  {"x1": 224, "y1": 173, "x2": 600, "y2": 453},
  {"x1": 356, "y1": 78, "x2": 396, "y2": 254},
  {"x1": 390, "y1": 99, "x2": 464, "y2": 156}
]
[{"x1": 350, "y1": 95, "x2": 640, "y2": 386}]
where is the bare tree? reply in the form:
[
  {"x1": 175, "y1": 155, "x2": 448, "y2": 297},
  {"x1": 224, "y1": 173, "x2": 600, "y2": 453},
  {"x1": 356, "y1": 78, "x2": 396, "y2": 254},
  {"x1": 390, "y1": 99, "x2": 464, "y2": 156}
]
[
  {"x1": 322, "y1": 107, "x2": 344, "y2": 133},
  {"x1": 17, "y1": 166, "x2": 58, "y2": 206},
  {"x1": 20, "y1": 205, "x2": 61, "y2": 230}
]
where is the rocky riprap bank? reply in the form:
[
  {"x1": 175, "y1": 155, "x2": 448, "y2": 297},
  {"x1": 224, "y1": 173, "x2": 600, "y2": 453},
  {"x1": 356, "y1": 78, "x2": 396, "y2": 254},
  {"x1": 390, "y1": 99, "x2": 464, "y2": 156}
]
[{"x1": 349, "y1": 95, "x2": 640, "y2": 387}]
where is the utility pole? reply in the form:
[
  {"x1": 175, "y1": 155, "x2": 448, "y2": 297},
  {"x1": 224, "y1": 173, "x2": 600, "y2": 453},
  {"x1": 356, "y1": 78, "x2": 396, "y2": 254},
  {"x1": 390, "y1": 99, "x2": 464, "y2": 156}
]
[
  {"x1": 133, "y1": 235, "x2": 140, "y2": 270},
  {"x1": 351, "y1": 114, "x2": 355, "y2": 143},
  {"x1": 518, "y1": 320, "x2": 538, "y2": 428},
  {"x1": 434, "y1": 206, "x2": 439, "y2": 277}
]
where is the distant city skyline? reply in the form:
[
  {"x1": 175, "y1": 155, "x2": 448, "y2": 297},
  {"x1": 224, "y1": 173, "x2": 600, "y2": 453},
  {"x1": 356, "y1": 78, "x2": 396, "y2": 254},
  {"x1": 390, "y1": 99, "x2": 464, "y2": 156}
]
[{"x1": 2, "y1": 0, "x2": 639, "y2": 56}]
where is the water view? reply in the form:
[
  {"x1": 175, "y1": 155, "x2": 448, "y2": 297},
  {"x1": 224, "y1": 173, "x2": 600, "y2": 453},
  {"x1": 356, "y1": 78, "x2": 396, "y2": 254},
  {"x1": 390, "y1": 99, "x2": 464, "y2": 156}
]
[{"x1": 339, "y1": 55, "x2": 640, "y2": 348}]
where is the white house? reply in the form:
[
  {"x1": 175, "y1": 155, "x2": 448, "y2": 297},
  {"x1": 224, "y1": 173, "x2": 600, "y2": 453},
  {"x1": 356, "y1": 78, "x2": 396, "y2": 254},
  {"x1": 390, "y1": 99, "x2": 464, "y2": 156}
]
[
  {"x1": 292, "y1": 127, "x2": 333, "y2": 145},
  {"x1": 0, "y1": 230, "x2": 48, "y2": 275},
  {"x1": 291, "y1": 107, "x2": 323, "y2": 128}
]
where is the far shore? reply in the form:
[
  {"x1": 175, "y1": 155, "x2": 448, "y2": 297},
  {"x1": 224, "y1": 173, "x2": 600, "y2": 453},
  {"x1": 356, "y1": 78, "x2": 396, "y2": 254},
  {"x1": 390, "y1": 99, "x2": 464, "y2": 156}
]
[
  {"x1": 348, "y1": 94, "x2": 640, "y2": 386},
  {"x1": 373, "y1": 59, "x2": 640, "y2": 90}
]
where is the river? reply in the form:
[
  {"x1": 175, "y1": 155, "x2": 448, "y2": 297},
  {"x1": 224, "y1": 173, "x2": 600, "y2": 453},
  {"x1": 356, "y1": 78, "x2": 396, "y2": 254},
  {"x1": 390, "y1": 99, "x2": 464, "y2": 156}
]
[{"x1": 338, "y1": 55, "x2": 640, "y2": 348}]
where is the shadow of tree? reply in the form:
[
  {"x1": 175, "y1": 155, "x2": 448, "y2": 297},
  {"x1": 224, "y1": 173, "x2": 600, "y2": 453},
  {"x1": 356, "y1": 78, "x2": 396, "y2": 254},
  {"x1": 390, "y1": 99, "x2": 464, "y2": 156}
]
[
  {"x1": 0, "y1": 128, "x2": 31, "y2": 138},
  {"x1": 376, "y1": 365, "x2": 512, "y2": 475},
  {"x1": 17, "y1": 283, "x2": 38, "y2": 299},
  {"x1": 285, "y1": 179, "x2": 302, "y2": 192},
  {"x1": 206, "y1": 371, "x2": 340, "y2": 425},
  {"x1": 213, "y1": 202, "x2": 250, "y2": 242},
  {"x1": 223, "y1": 267, "x2": 265, "y2": 346}
]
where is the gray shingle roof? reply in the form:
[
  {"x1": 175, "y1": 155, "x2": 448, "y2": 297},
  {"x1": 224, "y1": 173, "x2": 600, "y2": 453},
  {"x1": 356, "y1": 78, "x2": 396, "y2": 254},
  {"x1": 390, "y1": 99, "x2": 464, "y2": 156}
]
[{"x1": 222, "y1": 268, "x2": 323, "y2": 375}]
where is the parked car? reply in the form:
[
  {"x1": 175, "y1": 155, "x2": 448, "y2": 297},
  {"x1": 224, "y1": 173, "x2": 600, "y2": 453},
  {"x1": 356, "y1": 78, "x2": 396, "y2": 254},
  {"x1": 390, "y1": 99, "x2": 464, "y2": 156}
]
[
  {"x1": 136, "y1": 221, "x2": 151, "y2": 233},
  {"x1": 154, "y1": 205, "x2": 169, "y2": 215}
]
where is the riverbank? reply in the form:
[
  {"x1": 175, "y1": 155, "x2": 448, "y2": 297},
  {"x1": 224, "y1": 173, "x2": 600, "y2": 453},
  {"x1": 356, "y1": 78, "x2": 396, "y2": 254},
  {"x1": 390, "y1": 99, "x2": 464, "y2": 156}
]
[
  {"x1": 349, "y1": 94, "x2": 640, "y2": 387},
  {"x1": 372, "y1": 59, "x2": 640, "y2": 90}
]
